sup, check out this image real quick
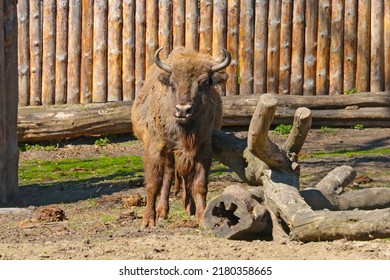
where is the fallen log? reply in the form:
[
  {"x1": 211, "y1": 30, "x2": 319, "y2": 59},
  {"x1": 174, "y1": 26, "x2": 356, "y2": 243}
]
[
  {"x1": 17, "y1": 92, "x2": 390, "y2": 142},
  {"x1": 205, "y1": 93, "x2": 390, "y2": 241}
]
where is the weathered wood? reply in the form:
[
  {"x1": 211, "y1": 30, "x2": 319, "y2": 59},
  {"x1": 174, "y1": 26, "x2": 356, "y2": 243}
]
[
  {"x1": 343, "y1": 0, "x2": 357, "y2": 91},
  {"x1": 135, "y1": 0, "x2": 146, "y2": 94},
  {"x1": 385, "y1": 0, "x2": 390, "y2": 91},
  {"x1": 158, "y1": 0, "x2": 172, "y2": 59},
  {"x1": 80, "y1": 0, "x2": 94, "y2": 104},
  {"x1": 316, "y1": 0, "x2": 331, "y2": 95},
  {"x1": 290, "y1": 0, "x2": 305, "y2": 95},
  {"x1": 185, "y1": 0, "x2": 198, "y2": 50},
  {"x1": 226, "y1": 0, "x2": 240, "y2": 96},
  {"x1": 123, "y1": 0, "x2": 135, "y2": 101},
  {"x1": 278, "y1": 0, "x2": 293, "y2": 95},
  {"x1": 355, "y1": 0, "x2": 370, "y2": 92},
  {"x1": 303, "y1": 0, "x2": 318, "y2": 95},
  {"x1": 29, "y1": 0, "x2": 42, "y2": 105},
  {"x1": 93, "y1": 0, "x2": 108, "y2": 102},
  {"x1": 145, "y1": 0, "x2": 158, "y2": 74},
  {"x1": 17, "y1": 0, "x2": 30, "y2": 106},
  {"x1": 199, "y1": 0, "x2": 212, "y2": 54},
  {"x1": 1, "y1": 0, "x2": 19, "y2": 204},
  {"x1": 55, "y1": 0, "x2": 69, "y2": 104},
  {"x1": 371, "y1": 0, "x2": 384, "y2": 92},
  {"x1": 239, "y1": 0, "x2": 255, "y2": 95},
  {"x1": 108, "y1": 0, "x2": 123, "y2": 101},
  {"x1": 203, "y1": 184, "x2": 271, "y2": 240},
  {"x1": 172, "y1": 0, "x2": 185, "y2": 48},
  {"x1": 266, "y1": 0, "x2": 282, "y2": 94},
  {"x1": 67, "y1": 0, "x2": 82, "y2": 104},
  {"x1": 329, "y1": 0, "x2": 344, "y2": 95}
]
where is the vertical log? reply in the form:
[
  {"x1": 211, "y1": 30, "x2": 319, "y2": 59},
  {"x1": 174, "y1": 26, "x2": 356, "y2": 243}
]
[
  {"x1": 185, "y1": 0, "x2": 199, "y2": 50},
  {"x1": 385, "y1": 0, "x2": 390, "y2": 91},
  {"x1": 213, "y1": 0, "x2": 227, "y2": 96},
  {"x1": 158, "y1": 0, "x2": 172, "y2": 59},
  {"x1": 278, "y1": 0, "x2": 293, "y2": 95},
  {"x1": 123, "y1": 0, "x2": 135, "y2": 100},
  {"x1": 135, "y1": 0, "x2": 146, "y2": 94},
  {"x1": 29, "y1": 0, "x2": 42, "y2": 105},
  {"x1": 239, "y1": 0, "x2": 255, "y2": 95},
  {"x1": 42, "y1": 0, "x2": 56, "y2": 105},
  {"x1": 290, "y1": 0, "x2": 305, "y2": 95},
  {"x1": 108, "y1": 0, "x2": 123, "y2": 101},
  {"x1": 67, "y1": 0, "x2": 82, "y2": 104},
  {"x1": 226, "y1": 0, "x2": 240, "y2": 96},
  {"x1": 146, "y1": 0, "x2": 158, "y2": 73},
  {"x1": 17, "y1": 0, "x2": 30, "y2": 106},
  {"x1": 199, "y1": 0, "x2": 212, "y2": 54},
  {"x1": 93, "y1": 0, "x2": 108, "y2": 102},
  {"x1": 371, "y1": 0, "x2": 384, "y2": 92},
  {"x1": 355, "y1": 0, "x2": 370, "y2": 92},
  {"x1": 316, "y1": 0, "x2": 331, "y2": 95},
  {"x1": 329, "y1": 0, "x2": 344, "y2": 95},
  {"x1": 172, "y1": 0, "x2": 185, "y2": 48},
  {"x1": 303, "y1": 0, "x2": 318, "y2": 96},
  {"x1": 267, "y1": 0, "x2": 282, "y2": 94},
  {"x1": 55, "y1": 0, "x2": 68, "y2": 104},
  {"x1": 343, "y1": 0, "x2": 357, "y2": 92},
  {"x1": 0, "y1": 0, "x2": 19, "y2": 204},
  {"x1": 80, "y1": 0, "x2": 94, "y2": 104}
]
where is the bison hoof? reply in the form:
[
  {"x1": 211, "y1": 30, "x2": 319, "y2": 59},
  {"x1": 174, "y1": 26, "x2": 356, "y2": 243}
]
[
  {"x1": 141, "y1": 217, "x2": 156, "y2": 228},
  {"x1": 156, "y1": 207, "x2": 169, "y2": 220}
]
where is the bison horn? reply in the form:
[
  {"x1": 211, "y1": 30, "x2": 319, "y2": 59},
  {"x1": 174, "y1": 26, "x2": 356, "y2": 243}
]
[
  {"x1": 211, "y1": 48, "x2": 232, "y2": 73},
  {"x1": 154, "y1": 47, "x2": 172, "y2": 73}
]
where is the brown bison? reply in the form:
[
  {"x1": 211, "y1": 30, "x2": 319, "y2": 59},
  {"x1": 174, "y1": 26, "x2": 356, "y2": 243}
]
[{"x1": 131, "y1": 46, "x2": 231, "y2": 227}]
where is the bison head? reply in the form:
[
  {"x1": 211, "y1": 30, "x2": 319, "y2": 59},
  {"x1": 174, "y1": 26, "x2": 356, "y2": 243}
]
[{"x1": 155, "y1": 47, "x2": 231, "y2": 126}]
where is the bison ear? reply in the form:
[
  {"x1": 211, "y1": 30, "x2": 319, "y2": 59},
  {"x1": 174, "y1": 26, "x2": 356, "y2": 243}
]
[
  {"x1": 211, "y1": 72, "x2": 229, "y2": 85},
  {"x1": 158, "y1": 73, "x2": 171, "y2": 86}
]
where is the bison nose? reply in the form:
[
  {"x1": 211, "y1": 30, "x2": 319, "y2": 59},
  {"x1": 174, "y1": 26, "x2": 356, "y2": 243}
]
[{"x1": 175, "y1": 104, "x2": 193, "y2": 118}]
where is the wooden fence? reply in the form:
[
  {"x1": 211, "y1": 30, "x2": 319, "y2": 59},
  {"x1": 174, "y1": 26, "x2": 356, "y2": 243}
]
[
  {"x1": 17, "y1": 0, "x2": 390, "y2": 106},
  {"x1": 1, "y1": 0, "x2": 19, "y2": 204}
]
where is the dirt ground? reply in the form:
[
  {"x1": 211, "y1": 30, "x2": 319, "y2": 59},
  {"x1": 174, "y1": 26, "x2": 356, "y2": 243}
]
[{"x1": 1, "y1": 127, "x2": 390, "y2": 260}]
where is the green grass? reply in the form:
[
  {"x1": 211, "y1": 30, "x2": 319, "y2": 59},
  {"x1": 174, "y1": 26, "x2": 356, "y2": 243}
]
[
  {"x1": 19, "y1": 155, "x2": 144, "y2": 186},
  {"x1": 311, "y1": 147, "x2": 390, "y2": 158},
  {"x1": 274, "y1": 124, "x2": 293, "y2": 135}
]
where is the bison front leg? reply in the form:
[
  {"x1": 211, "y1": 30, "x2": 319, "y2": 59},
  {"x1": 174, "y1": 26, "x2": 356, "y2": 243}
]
[
  {"x1": 142, "y1": 154, "x2": 165, "y2": 228},
  {"x1": 156, "y1": 153, "x2": 175, "y2": 220}
]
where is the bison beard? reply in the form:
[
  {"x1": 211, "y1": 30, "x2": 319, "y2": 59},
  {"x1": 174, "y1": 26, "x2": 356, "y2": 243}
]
[{"x1": 131, "y1": 46, "x2": 230, "y2": 228}]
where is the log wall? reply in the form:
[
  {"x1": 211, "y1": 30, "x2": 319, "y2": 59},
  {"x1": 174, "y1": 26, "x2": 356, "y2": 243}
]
[{"x1": 17, "y1": 0, "x2": 390, "y2": 105}]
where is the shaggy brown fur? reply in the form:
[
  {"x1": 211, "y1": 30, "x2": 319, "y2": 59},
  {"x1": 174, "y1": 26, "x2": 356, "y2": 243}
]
[{"x1": 131, "y1": 47, "x2": 229, "y2": 227}]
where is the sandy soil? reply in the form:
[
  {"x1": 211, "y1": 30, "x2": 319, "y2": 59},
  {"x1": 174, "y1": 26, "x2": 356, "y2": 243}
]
[{"x1": 1, "y1": 128, "x2": 390, "y2": 260}]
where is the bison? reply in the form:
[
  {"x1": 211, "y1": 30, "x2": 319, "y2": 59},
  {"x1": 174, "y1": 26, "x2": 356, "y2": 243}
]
[{"x1": 131, "y1": 46, "x2": 231, "y2": 227}]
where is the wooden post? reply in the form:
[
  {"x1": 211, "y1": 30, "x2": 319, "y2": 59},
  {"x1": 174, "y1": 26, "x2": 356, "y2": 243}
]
[
  {"x1": 17, "y1": 0, "x2": 30, "y2": 106},
  {"x1": 55, "y1": 0, "x2": 68, "y2": 104},
  {"x1": 158, "y1": 0, "x2": 172, "y2": 58},
  {"x1": 29, "y1": 0, "x2": 42, "y2": 105},
  {"x1": 108, "y1": 0, "x2": 123, "y2": 101},
  {"x1": 278, "y1": 0, "x2": 293, "y2": 95},
  {"x1": 266, "y1": 0, "x2": 282, "y2": 94},
  {"x1": 290, "y1": 0, "x2": 305, "y2": 95},
  {"x1": 370, "y1": 0, "x2": 384, "y2": 92},
  {"x1": 42, "y1": 0, "x2": 56, "y2": 105},
  {"x1": 343, "y1": 0, "x2": 357, "y2": 92},
  {"x1": 329, "y1": 0, "x2": 344, "y2": 95},
  {"x1": 145, "y1": 0, "x2": 158, "y2": 73},
  {"x1": 226, "y1": 0, "x2": 240, "y2": 96},
  {"x1": 93, "y1": 0, "x2": 108, "y2": 102},
  {"x1": 135, "y1": 0, "x2": 146, "y2": 95},
  {"x1": 0, "y1": 0, "x2": 19, "y2": 204},
  {"x1": 355, "y1": 0, "x2": 370, "y2": 92},
  {"x1": 172, "y1": 0, "x2": 185, "y2": 48},
  {"x1": 185, "y1": 0, "x2": 199, "y2": 50},
  {"x1": 123, "y1": 0, "x2": 135, "y2": 100},
  {"x1": 199, "y1": 0, "x2": 212, "y2": 54},
  {"x1": 385, "y1": 0, "x2": 390, "y2": 91},
  {"x1": 80, "y1": 0, "x2": 94, "y2": 104},
  {"x1": 316, "y1": 0, "x2": 331, "y2": 95},
  {"x1": 303, "y1": 0, "x2": 318, "y2": 96},
  {"x1": 239, "y1": 0, "x2": 255, "y2": 95}
]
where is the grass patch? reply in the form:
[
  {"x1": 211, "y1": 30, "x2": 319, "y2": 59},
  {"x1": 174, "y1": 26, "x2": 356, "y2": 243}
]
[
  {"x1": 312, "y1": 148, "x2": 390, "y2": 158},
  {"x1": 19, "y1": 155, "x2": 144, "y2": 186}
]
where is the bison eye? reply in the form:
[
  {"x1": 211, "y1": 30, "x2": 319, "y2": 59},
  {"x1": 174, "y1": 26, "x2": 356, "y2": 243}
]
[{"x1": 198, "y1": 77, "x2": 211, "y2": 88}]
